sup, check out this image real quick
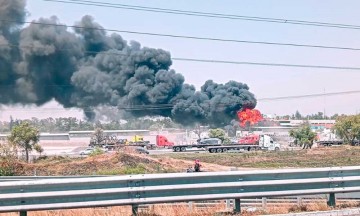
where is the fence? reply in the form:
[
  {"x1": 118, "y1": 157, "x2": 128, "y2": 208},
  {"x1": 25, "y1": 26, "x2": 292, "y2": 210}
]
[{"x1": 2, "y1": 166, "x2": 360, "y2": 215}]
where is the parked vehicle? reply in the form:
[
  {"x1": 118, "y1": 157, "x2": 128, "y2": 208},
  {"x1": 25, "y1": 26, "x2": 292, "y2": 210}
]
[
  {"x1": 352, "y1": 140, "x2": 360, "y2": 146},
  {"x1": 80, "y1": 148, "x2": 95, "y2": 155},
  {"x1": 135, "y1": 147, "x2": 149, "y2": 154},
  {"x1": 80, "y1": 147, "x2": 108, "y2": 155}
]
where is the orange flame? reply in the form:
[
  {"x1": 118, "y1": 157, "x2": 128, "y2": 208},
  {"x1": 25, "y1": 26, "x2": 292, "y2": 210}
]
[{"x1": 237, "y1": 108, "x2": 263, "y2": 127}]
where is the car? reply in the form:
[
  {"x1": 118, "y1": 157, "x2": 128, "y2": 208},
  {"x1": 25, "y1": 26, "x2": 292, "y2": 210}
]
[
  {"x1": 135, "y1": 147, "x2": 149, "y2": 154},
  {"x1": 198, "y1": 138, "x2": 222, "y2": 145},
  {"x1": 80, "y1": 148, "x2": 95, "y2": 155},
  {"x1": 80, "y1": 147, "x2": 109, "y2": 155}
]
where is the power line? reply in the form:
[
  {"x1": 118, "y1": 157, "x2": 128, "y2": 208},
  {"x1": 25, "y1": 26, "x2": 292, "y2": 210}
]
[
  {"x1": 2, "y1": 19, "x2": 360, "y2": 52},
  {"x1": 2, "y1": 90, "x2": 360, "y2": 112},
  {"x1": 172, "y1": 58, "x2": 360, "y2": 70},
  {"x1": 2, "y1": 43, "x2": 360, "y2": 71},
  {"x1": 259, "y1": 90, "x2": 360, "y2": 101},
  {"x1": 43, "y1": 0, "x2": 360, "y2": 30}
]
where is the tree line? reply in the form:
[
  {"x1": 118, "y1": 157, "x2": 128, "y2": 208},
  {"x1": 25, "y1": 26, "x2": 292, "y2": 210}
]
[
  {"x1": 289, "y1": 114, "x2": 360, "y2": 149},
  {"x1": 276, "y1": 111, "x2": 340, "y2": 120},
  {"x1": 0, "y1": 117, "x2": 181, "y2": 133}
]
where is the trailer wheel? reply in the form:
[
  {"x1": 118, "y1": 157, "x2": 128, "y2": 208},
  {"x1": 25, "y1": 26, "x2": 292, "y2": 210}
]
[
  {"x1": 209, "y1": 148, "x2": 216, "y2": 153},
  {"x1": 180, "y1": 147, "x2": 186, "y2": 152},
  {"x1": 175, "y1": 147, "x2": 181, "y2": 152},
  {"x1": 216, "y1": 148, "x2": 223, "y2": 153},
  {"x1": 222, "y1": 148, "x2": 228, "y2": 153},
  {"x1": 275, "y1": 147, "x2": 280, "y2": 151}
]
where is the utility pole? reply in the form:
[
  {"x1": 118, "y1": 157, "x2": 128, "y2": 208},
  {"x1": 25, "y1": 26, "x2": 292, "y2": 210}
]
[{"x1": 323, "y1": 88, "x2": 326, "y2": 119}]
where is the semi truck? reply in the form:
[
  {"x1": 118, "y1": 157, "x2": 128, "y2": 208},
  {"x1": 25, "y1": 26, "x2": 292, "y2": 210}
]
[
  {"x1": 101, "y1": 135, "x2": 174, "y2": 150},
  {"x1": 207, "y1": 134, "x2": 281, "y2": 153},
  {"x1": 172, "y1": 135, "x2": 280, "y2": 153}
]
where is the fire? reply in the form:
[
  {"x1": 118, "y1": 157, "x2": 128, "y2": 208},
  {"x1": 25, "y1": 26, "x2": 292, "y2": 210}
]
[{"x1": 237, "y1": 108, "x2": 263, "y2": 127}]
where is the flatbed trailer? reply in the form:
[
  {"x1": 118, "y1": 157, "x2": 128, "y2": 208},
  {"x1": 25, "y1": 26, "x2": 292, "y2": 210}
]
[
  {"x1": 352, "y1": 140, "x2": 360, "y2": 146},
  {"x1": 206, "y1": 134, "x2": 281, "y2": 153},
  {"x1": 207, "y1": 144, "x2": 262, "y2": 153},
  {"x1": 172, "y1": 144, "x2": 220, "y2": 152},
  {"x1": 317, "y1": 140, "x2": 344, "y2": 146}
]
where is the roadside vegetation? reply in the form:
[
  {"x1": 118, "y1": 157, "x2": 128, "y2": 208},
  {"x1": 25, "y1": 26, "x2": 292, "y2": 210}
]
[
  {"x1": 334, "y1": 114, "x2": 360, "y2": 144},
  {"x1": 0, "y1": 151, "x2": 178, "y2": 176},
  {"x1": 289, "y1": 124, "x2": 317, "y2": 149},
  {"x1": 153, "y1": 145, "x2": 360, "y2": 169},
  {"x1": 7, "y1": 122, "x2": 40, "y2": 163},
  {"x1": 2, "y1": 200, "x2": 360, "y2": 216}
]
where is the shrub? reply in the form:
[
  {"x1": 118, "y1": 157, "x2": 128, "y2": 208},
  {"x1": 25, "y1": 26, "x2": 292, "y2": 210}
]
[{"x1": 89, "y1": 147, "x2": 105, "y2": 157}]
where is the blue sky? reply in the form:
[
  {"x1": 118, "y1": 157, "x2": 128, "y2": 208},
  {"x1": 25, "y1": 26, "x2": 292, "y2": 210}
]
[{"x1": 1, "y1": 0, "x2": 360, "y2": 120}]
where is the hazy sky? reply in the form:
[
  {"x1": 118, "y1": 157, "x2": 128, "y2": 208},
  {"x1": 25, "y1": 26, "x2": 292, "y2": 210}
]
[{"x1": 1, "y1": 0, "x2": 360, "y2": 120}]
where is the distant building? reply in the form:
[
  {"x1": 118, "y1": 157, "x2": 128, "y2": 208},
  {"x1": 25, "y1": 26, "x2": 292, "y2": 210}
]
[
  {"x1": 272, "y1": 119, "x2": 336, "y2": 130},
  {"x1": 68, "y1": 130, "x2": 150, "y2": 138}
]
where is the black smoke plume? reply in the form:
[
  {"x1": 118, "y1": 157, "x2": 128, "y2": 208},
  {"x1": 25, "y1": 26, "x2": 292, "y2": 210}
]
[{"x1": 0, "y1": 0, "x2": 257, "y2": 126}]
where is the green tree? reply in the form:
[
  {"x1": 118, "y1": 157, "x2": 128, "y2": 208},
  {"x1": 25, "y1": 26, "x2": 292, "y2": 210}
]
[
  {"x1": 333, "y1": 114, "x2": 360, "y2": 144},
  {"x1": 289, "y1": 124, "x2": 317, "y2": 149},
  {"x1": 89, "y1": 147, "x2": 105, "y2": 157},
  {"x1": 92, "y1": 128, "x2": 105, "y2": 145},
  {"x1": 0, "y1": 142, "x2": 18, "y2": 176},
  {"x1": 295, "y1": 111, "x2": 302, "y2": 120},
  {"x1": 7, "y1": 122, "x2": 40, "y2": 163},
  {"x1": 209, "y1": 128, "x2": 227, "y2": 142},
  {"x1": 34, "y1": 144, "x2": 44, "y2": 157}
]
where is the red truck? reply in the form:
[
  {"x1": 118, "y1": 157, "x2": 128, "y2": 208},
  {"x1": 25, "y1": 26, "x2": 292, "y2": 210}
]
[{"x1": 155, "y1": 135, "x2": 174, "y2": 148}]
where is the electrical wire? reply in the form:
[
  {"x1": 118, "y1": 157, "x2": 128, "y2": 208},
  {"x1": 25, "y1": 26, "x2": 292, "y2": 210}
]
[
  {"x1": 43, "y1": 0, "x2": 360, "y2": 30},
  {"x1": 2, "y1": 90, "x2": 360, "y2": 112},
  {"x1": 259, "y1": 90, "x2": 360, "y2": 101},
  {"x1": 1, "y1": 43, "x2": 360, "y2": 71},
  {"x1": 2, "y1": 19, "x2": 360, "y2": 51}
]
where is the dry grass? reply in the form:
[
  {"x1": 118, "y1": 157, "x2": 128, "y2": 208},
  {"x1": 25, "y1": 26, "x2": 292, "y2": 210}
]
[
  {"x1": 0, "y1": 204, "x2": 227, "y2": 216},
  {"x1": 153, "y1": 145, "x2": 360, "y2": 169},
  {"x1": 2, "y1": 201, "x2": 360, "y2": 216},
  {"x1": 8, "y1": 151, "x2": 181, "y2": 176}
]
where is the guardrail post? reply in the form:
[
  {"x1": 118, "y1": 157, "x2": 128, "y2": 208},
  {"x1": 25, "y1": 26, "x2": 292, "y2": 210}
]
[
  {"x1": 132, "y1": 204, "x2": 139, "y2": 216},
  {"x1": 226, "y1": 199, "x2": 231, "y2": 209},
  {"x1": 262, "y1": 197, "x2": 267, "y2": 208},
  {"x1": 234, "y1": 198, "x2": 241, "y2": 213},
  {"x1": 327, "y1": 193, "x2": 336, "y2": 207},
  {"x1": 297, "y1": 197, "x2": 303, "y2": 206},
  {"x1": 188, "y1": 201, "x2": 193, "y2": 212},
  {"x1": 19, "y1": 211, "x2": 27, "y2": 216}
]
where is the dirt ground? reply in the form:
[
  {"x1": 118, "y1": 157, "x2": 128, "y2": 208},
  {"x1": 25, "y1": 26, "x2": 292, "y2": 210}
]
[
  {"x1": 152, "y1": 145, "x2": 360, "y2": 169},
  {"x1": 5, "y1": 149, "x2": 235, "y2": 176}
]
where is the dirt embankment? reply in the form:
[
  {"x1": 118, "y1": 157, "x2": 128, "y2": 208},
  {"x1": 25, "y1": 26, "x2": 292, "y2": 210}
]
[{"x1": 8, "y1": 151, "x2": 232, "y2": 176}]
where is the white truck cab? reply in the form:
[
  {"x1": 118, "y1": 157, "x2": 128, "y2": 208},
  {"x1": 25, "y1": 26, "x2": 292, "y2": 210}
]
[{"x1": 259, "y1": 135, "x2": 281, "y2": 151}]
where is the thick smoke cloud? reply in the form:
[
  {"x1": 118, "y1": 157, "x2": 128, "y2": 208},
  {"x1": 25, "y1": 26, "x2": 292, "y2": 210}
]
[{"x1": 0, "y1": 0, "x2": 257, "y2": 126}]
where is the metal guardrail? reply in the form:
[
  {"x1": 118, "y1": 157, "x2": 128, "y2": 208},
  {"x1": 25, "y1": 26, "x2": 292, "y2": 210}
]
[{"x1": 2, "y1": 166, "x2": 360, "y2": 215}]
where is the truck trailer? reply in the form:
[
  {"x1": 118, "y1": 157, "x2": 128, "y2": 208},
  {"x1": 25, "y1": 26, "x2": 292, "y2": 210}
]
[
  {"x1": 172, "y1": 135, "x2": 281, "y2": 153},
  {"x1": 103, "y1": 135, "x2": 174, "y2": 150},
  {"x1": 207, "y1": 134, "x2": 281, "y2": 153},
  {"x1": 172, "y1": 138, "x2": 222, "y2": 152}
]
